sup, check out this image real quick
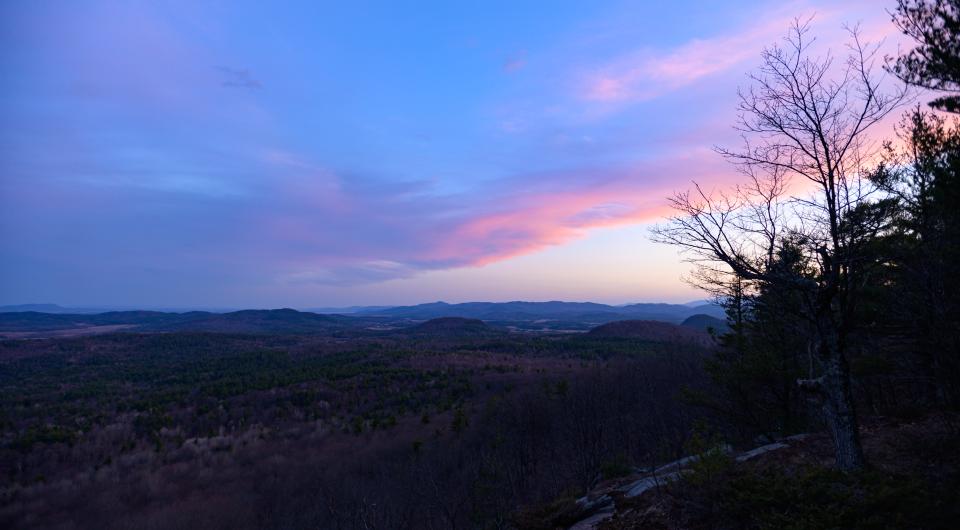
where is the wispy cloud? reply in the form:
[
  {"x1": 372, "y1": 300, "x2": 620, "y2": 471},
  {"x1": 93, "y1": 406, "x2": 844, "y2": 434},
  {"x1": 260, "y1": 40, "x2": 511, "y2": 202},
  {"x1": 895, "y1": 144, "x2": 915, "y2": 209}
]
[
  {"x1": 279, "y1": 261, "x2": 419, "y2": 285},
  {"x1": 0, "y1": 0, "x2": 904, "y2": 306},
  {"x1": 581, "y1": 14, "x2": 804, "y2": 103},
  {"x1": 217, "y1": 67, "x2": 263, "y2": 89},
  {"x1": 258, "y1": 149, "x2": 735, "y2": 284}
]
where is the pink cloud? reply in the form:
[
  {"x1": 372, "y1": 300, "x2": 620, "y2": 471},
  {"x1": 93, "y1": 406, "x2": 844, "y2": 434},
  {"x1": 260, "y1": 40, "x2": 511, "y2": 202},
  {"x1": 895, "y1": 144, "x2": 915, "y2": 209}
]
[
  {"x1": 8, "y1": 0, "x2": 903, "y2": 293},
  {"x1": 427, "y1": 156, "x2": 735, "y2": 267},
  {"x1": 251, "y1": 149, "x2": 739, "y2": 285},
  {"x1": 430, "y1": 194, "x2": 671, "y2": 267},
  {"x1": 575, "y1": 2, "x2": 901, "y2": 106},
  {"x1": 582, "y1": 16, "x2": 796, "y2": 103}
]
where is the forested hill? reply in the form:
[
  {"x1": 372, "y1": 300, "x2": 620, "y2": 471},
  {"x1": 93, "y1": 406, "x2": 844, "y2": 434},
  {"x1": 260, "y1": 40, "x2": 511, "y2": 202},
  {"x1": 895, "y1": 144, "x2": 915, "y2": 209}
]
[
  {"x1": 0, "y1": 309, "x2": 353, "y2": 336},
  {"x1": 0, "y1": 301, "x2": 725, "y2": 337},
  {"x1": 355, "y1": 300, "x2": 724, "y2": 323}
]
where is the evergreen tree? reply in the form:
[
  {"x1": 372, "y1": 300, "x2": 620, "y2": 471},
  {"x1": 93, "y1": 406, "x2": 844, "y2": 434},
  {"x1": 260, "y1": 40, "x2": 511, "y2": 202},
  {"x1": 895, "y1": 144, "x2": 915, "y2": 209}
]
[{"x1": 889, "y1": 0, "x2": 960, "y2": 113}]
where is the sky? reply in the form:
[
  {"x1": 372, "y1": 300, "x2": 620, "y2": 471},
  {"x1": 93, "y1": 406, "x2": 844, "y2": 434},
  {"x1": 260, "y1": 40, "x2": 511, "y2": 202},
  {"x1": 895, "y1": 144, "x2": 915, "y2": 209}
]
[{"x1": 0, "y1": 0, "x2": 904, "y2": 308}]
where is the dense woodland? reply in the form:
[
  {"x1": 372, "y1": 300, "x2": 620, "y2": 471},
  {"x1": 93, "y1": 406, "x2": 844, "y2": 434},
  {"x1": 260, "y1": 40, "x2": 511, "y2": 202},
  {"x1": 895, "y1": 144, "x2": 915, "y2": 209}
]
[
  {"x1": 2, "y1": 0, "x2": 960, "y2": 528},
  {"x1": 0, "y1": 331, "x2": 711, "y2": 528}
]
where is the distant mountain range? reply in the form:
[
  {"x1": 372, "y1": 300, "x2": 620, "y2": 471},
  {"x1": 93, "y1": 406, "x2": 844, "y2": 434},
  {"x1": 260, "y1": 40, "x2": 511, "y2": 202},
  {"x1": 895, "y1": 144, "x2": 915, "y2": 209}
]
[
  {"x1": 0, "y1": 309, "x2": 353, "y2": 336},
  {"x1": 351, "y1": 300, "x2": 724, "y2": 326},
  {"x1": 0, "y1": 301, "x2": 726, "y2": 337},
  {"x1": 303, "y1": 305, "x2": 396, "y2": 314},
  {"x1": 0, "y1": 303, "x2": 236, "y2": 314},
  {"x1": 0, "y1": 304, "x2": 106, "y2": 314},
  {"x1": 1, "y1": 301, "x2": 722, "y2": 319}
]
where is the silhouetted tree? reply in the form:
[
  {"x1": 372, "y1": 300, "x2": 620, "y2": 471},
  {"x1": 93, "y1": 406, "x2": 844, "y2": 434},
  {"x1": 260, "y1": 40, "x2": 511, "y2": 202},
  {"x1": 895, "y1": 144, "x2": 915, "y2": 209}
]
[
  {"x1": 653, "y1": 20, "x2": 907, "y2": 470},
  {"x1": 888, "y1": 0, "x2": 960, "y2": 113},
  {"x1": 683, "y1": 254, "x2": 814, "y2": 443},
  {"x1": 870, "y1": 107, "x2": 960, "y2": 406}
]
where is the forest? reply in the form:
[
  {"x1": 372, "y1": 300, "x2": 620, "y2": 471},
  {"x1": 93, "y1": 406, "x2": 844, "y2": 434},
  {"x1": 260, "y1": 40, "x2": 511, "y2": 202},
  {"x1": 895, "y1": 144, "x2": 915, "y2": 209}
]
[{"x1": 1, "y1": 329, "x2": 713, "y2": 528}]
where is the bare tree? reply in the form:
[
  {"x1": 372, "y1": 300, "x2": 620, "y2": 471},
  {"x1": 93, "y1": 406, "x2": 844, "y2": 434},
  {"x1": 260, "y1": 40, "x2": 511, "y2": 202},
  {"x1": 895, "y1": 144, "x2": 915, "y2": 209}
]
[{"x1": 652, "y1": 20, "x2": 907, "y2": 470}]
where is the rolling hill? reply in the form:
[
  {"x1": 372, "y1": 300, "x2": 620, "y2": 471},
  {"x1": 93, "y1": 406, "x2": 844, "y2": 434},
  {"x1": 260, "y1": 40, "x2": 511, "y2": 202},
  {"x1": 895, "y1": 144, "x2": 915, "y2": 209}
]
[
  {"x1": 403, "y1": 317, "x2": 500, "y2": 336},
  {"x1": 0, "y1": 301, "x2": 727, "y2": 337},
  {"x1": 681, "y1": 313, "x2": 729, "y2": 333},
  {"x1": 0, "y1": 309, "x2": 352, "y2": 336},
  {"x1": 355, "y1": 300, "x2": 724, "y2": 326}
]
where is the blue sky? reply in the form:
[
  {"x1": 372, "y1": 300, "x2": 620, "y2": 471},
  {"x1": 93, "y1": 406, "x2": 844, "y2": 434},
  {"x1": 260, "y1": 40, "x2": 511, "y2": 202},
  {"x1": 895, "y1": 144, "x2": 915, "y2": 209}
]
[{"x1": 0, "y1": 0, "x2": 896, "y2": 307}]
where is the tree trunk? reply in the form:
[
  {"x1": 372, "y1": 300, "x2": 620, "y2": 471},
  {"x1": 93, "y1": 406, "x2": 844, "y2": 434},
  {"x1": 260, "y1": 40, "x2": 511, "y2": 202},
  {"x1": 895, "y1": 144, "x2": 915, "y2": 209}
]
[
  {"x1": 800, "y1": 312, "x2": 867, "y2": 471},
  {"x1": 821, "y1": 350, "x2": 865, "y2": 470}
]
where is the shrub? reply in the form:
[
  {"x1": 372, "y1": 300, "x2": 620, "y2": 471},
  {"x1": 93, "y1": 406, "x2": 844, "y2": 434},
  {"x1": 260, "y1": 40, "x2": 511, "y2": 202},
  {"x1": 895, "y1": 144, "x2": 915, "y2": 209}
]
[{"x1": 713, "y1": 466, "x2": 957, "y2": 529}]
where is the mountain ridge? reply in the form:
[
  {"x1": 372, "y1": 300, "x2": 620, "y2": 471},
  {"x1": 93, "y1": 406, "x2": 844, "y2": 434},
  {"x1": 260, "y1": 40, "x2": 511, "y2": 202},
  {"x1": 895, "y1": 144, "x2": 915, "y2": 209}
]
[
  {"x1": 354, "y1": 300, "x2": 723, "y2": 323},
  {"x1": 0, "y1": 301, "x2": 726, "y2": 336}
]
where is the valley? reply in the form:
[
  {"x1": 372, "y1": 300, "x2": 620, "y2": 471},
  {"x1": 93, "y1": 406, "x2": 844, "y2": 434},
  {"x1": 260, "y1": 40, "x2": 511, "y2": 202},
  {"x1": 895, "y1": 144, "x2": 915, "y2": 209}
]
[{"x1": 0, "y1": 316, "x2": 713, "y2": 529}]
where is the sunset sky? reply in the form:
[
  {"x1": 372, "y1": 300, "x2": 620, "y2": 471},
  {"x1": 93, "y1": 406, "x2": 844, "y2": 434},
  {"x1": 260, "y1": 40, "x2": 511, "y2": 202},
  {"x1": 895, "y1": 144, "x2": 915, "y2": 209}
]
[{"x1": 0, "y1": 0, "x2": 903, "y2": 308}]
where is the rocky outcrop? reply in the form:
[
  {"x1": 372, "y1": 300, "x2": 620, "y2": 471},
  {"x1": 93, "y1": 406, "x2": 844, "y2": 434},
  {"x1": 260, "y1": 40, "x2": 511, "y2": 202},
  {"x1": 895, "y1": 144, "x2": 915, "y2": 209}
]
[{"x1": 566, "y1": 439, "x2": 800, "y2": 529}]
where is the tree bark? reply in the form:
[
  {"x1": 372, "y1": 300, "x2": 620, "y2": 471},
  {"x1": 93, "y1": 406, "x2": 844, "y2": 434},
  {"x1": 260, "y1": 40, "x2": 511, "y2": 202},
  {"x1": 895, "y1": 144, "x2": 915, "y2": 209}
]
[
  {"x1": 814, "y1": 307, "x2": 865, "y2": 470},
  {"x1": 821, "y1": 350, "x2": 865, "y2": 470},
  {"x1": 799, "y1": 311, "x2": 866, "y2": 471}
]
